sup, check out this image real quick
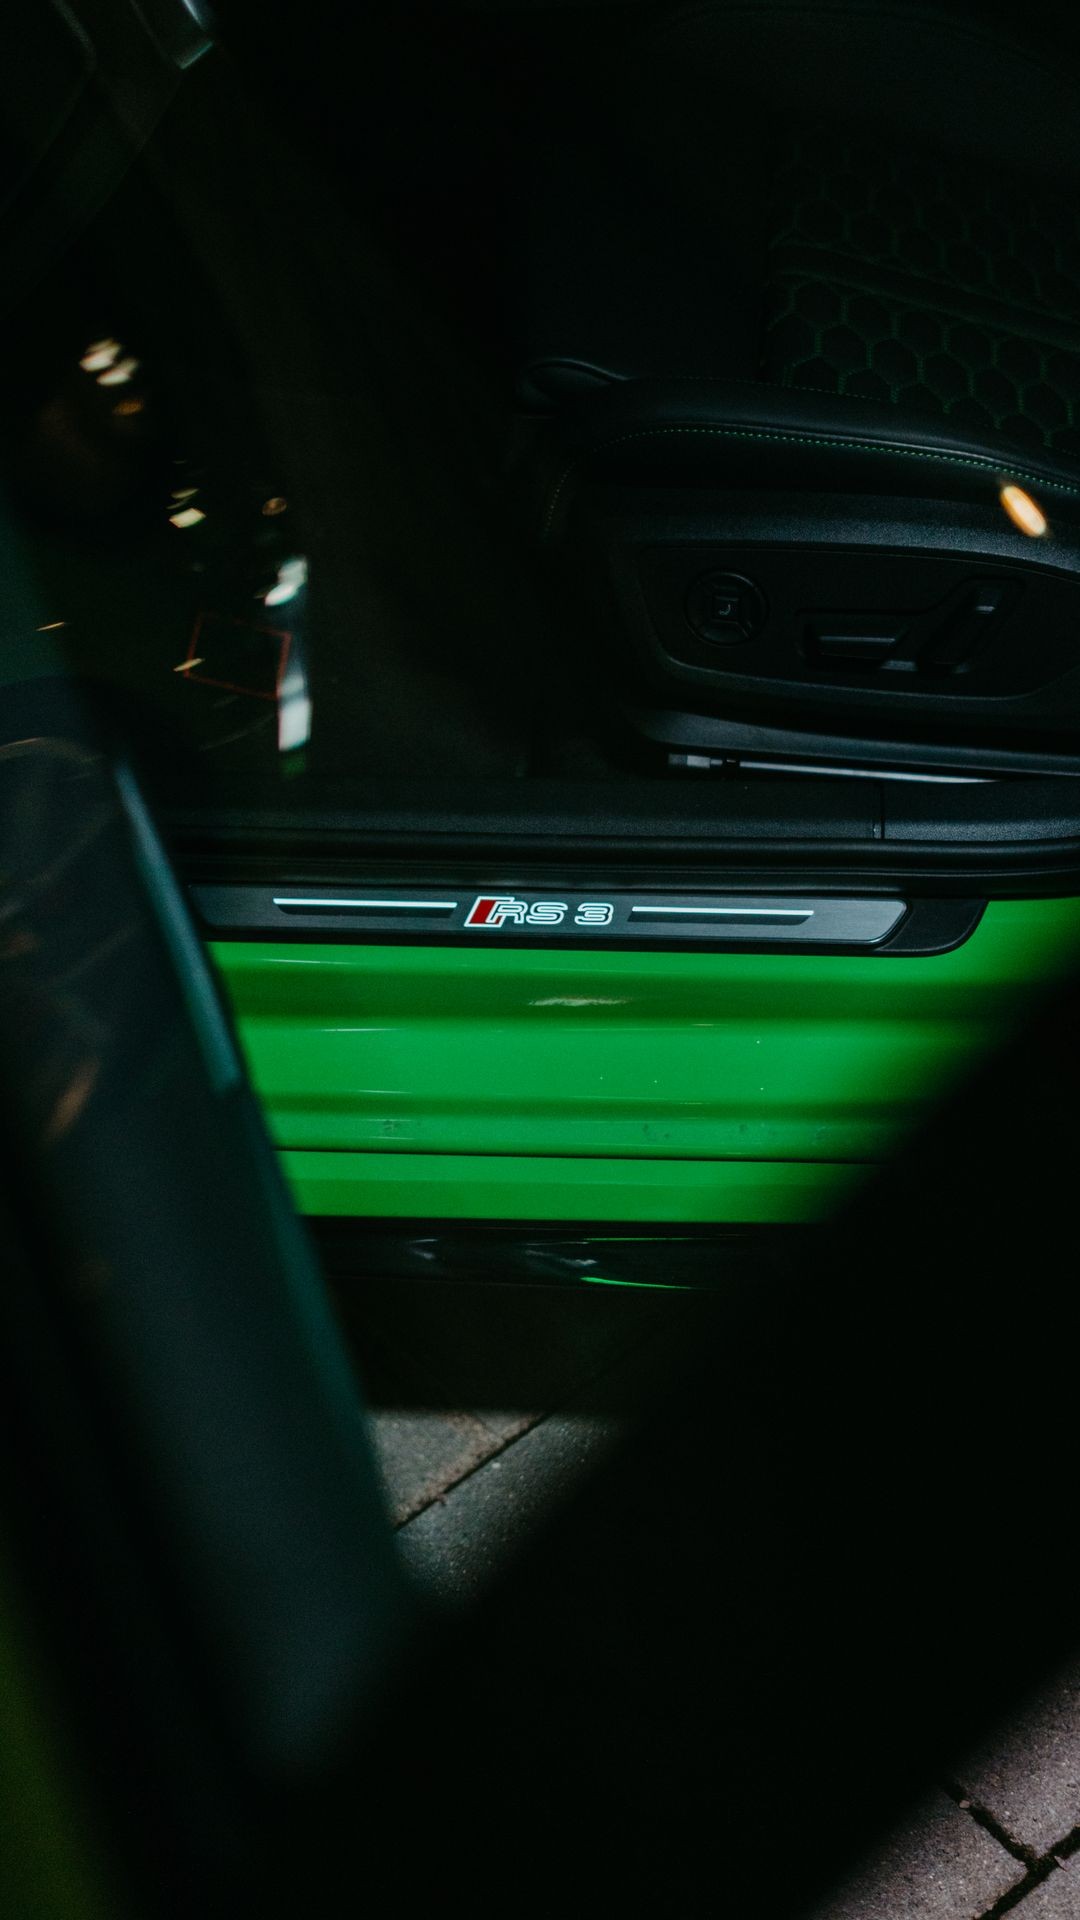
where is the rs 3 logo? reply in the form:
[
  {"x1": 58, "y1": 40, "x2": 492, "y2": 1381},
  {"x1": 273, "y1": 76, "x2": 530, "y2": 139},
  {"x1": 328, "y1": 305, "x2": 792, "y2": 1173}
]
[{"x1": 464, "y1": 897, "x2": 615, "y2": 929}]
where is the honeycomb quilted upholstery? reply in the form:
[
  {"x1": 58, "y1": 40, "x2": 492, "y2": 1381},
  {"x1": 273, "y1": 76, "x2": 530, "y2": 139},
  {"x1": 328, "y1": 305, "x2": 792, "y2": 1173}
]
[{"x1": 764, "y1": 129, "x2": 1080, "y2": 456}]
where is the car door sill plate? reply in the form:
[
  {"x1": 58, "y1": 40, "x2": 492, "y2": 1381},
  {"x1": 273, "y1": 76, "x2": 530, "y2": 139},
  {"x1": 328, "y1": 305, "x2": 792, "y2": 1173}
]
[{"x1": 192, "y1": 886, "x2": 909, "y2": 949}]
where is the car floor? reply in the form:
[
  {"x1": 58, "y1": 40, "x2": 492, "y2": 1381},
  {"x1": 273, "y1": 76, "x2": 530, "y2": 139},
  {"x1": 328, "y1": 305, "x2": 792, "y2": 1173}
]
[{"x1": 333, "y1": 1272, "x2": 1080, "y2": 1920}]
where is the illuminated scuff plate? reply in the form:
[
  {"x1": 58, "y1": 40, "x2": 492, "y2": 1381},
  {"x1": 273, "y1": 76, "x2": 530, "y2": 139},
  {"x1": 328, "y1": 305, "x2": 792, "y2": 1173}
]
[{"x1": 192, "y1": 885, "x2": 909, "y2": 949}]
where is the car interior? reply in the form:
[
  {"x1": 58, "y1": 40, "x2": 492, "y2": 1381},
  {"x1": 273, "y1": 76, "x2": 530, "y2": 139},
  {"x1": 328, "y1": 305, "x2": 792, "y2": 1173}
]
[{"x1": 7, "y1": 0, "x2": 1080, "y2": 930}]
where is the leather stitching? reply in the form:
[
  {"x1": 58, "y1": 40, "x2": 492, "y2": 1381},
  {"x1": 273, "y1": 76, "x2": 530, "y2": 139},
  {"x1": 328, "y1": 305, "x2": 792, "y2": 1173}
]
[{"x1": 543, "y1": 424, "x2": 1080, "y2": 536}]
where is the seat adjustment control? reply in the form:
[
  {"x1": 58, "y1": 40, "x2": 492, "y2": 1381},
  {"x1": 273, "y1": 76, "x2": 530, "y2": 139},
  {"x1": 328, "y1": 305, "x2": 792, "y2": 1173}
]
[
  {"x1": 807, "y1": 620, "x2": 907, "y2": 665},
  {"x1": 685, "y1": 571, "x2": 766, "y2": 645},
  {"x1": 922, "y1": 581, "x2": 1010, "y2": 671}
]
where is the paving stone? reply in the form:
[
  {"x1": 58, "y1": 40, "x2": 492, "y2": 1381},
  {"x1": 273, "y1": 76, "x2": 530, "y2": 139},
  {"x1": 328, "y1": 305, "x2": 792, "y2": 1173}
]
[
  {"x1": 395, "y1": 1313, "x2": 691, "y2": 1599},
  {"x1": 1009, "y1": 1865, "x2": 1080, "y2": 1917},
  {"x1": 956, "y1": 1657, "x2": 1080, "y2": 1856},
  {"x1": 395, "y1": 1405, "x2": 621, "y2": 1602},
  {"x1": 343, "y1": 1275, "x2": 715, "y2": 1542},
  {"x1": 348, "y1": 1278, "x2": 688, "y2": 1529},
  {"x1": 369, "y1": 1405, "x2": 520, "y2": 1527},
  {"x1": 800, "y1": 1792, "x2": 1025, "y2": 1920}
]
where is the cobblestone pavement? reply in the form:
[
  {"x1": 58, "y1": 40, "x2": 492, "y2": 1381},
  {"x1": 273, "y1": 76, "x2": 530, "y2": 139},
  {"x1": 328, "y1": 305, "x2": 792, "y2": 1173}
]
[{"x1": 337, "y1": 1275, "x2": 1080, "y2": 1920}]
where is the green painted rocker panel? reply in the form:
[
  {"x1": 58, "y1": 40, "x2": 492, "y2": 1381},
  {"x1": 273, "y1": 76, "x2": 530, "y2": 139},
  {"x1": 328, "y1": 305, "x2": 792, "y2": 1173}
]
[
  {"x1": 279, "y1": 1150, "x2": 862, "y2": 1223},
  {"x1": 213, "y1": 899, "x2": 1080, "y2": 1223}
]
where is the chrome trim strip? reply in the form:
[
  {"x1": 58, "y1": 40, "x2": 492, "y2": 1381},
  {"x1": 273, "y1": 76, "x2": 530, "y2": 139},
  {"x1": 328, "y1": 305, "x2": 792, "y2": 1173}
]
[
  {"x1": 629, "y1": 904, "x2": 813, "y2": 921},
  {"x1": 272, "y1": 897, "x2": 459, "y2": 912}
]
